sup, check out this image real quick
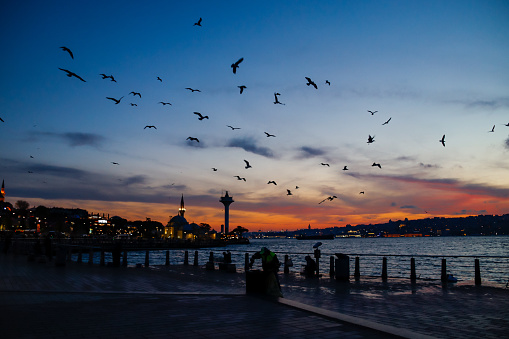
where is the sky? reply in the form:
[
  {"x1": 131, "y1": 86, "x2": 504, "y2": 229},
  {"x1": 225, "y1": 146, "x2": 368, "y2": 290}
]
[{"x1": 1, "y1": 0, "x2": 509, "y2": 232}]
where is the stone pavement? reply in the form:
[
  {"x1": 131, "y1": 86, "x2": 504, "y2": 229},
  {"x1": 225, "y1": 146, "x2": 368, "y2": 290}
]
[{"x1": 1, "y1": 253, "x2": 507, "y2": 338}]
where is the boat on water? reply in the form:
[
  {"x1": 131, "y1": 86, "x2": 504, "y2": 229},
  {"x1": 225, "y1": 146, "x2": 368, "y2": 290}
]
[{"x1": 296, "y1": 234, "x2": 334, "y2": 240}]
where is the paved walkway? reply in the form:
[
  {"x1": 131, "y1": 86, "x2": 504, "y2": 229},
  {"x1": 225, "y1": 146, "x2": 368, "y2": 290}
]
[{"x1": 1, "y1": 253, "x2": 508, "y2": 338}]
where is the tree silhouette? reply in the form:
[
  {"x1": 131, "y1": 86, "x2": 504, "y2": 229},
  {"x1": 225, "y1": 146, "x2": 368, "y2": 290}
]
[{"x1": 231, "y1": 225, "x2": 249, "y2": 237}]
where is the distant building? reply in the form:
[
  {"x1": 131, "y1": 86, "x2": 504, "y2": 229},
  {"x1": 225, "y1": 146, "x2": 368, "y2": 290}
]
[
  {"x1": 0, "y1": 180, "x2": 14, "y2": 231},
  {"x1": 164, "y1": 195, "x2": 199, "y2": 240}
]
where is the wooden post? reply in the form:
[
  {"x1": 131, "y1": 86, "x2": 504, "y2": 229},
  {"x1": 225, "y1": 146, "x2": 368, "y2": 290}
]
[
  {"x1": 410, "y1": 257, "x2": 417, "y2": 282},
  {"x1": 245, "y1": 253, "x2": 249, "y2": 272},
  {"x1": 441, "y1": 258, "x2": 447, "y2": 282},
  {"x1": 184, "y1": 250, "x2": 189, "y2": 265},
  {"x1": 77, "y1": 248, "x2": 82, "y2": 264},
  {"x1": 145, "y1": 250, "x2": 150, "y2": 267},
  {"x1": 329, "y1": 256, "x2": 335, "y2": 278},
  {"x1": 382, "y1": 257, "x2": 388, "y2": 281},
  {"x1": 122, "y1": 250, "x2": 127, "y2": 267},
  {"x1": 475, "y1": 259, "x2": 481, "y2": 286},
  {"x1": 88, "y1": 248, "x2": 94, "y2": 265},
  {"x1": 165, "y1": 250, "x2": 170, "y2": 266},
  {"x1": 100, "y1": 251, "x2": 105, "y2": 266},
  {"x1": 314, "y1": 248, "x2": 321, "y2": 277},
  {"x1": 284, "y1": 254, "x2": 290, "y2": 274},
  {"x1": 194, "y1": 250, "x2": 199, "y2": 266},
  {"x1": 354, "y1": 256, "x2": 360, "y2": 280}
]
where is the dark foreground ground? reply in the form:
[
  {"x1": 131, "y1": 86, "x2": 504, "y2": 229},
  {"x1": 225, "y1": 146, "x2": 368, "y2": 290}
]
[{"x1": 1, "y1": 253, "x2": 508, "y2": 339}]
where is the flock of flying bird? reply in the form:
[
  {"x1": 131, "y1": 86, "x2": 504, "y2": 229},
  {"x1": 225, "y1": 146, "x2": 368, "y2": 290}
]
[{"x1": 3, "y1": 18, "x2": 506, "y2": 209}]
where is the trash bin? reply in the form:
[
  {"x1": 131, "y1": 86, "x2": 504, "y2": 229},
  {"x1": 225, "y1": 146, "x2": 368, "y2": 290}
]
[{"x1": 335, "y1": 253, "x2": 350, "y2": 281}]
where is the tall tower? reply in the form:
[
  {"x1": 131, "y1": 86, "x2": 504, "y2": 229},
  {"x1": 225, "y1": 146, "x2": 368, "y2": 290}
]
[
  {"x1": 178, "y1": 194, "x2": 186, "y2": 217},
  {"x1": 219, "y1": 191, "x2": 234, "y2": 234},
  {"x1": 0, "y1": 180, "x2": 4, "y2": 202}
]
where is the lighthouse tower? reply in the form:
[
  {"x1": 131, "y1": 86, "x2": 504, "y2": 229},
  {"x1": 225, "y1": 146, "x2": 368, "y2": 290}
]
[{"x1": 219, "y1": 191, "x2": 234, "y2": 234}]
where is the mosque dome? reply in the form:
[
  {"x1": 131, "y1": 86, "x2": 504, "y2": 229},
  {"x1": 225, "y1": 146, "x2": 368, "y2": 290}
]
[{"x1": 168, "y1": 215, "x2": 188, "y2": 227}]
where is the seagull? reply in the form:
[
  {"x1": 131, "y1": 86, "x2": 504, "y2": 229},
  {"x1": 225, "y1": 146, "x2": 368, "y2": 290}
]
[
  {"x1": 244, "y1": 160, "x2": 252, "y2": 169},
  {"x1": 267, "y1": 181, "x2": 277, "y2": 185},
  {"x1": 368, "y1": 110, "x2": 378, "y2": 115},
  {"x1": 382, "y1": 117, "x2": 392, "y2": 125},
  {"x1": 319, "y1": 196, "x2": 337, "y2": 204},
  {"x1": 320, "y1": 163, "x2": 330, "y2": 167},
  {"x1": 439, "y1": 134, "x2": 446, "y2": 147},
  {"x1": 130, "y1": 103, "x2": 137, "y2": 106},
  {"x1": 305, "y1": 77, "x2": 318, "y2": 89},
  {"x1": 287, "y1": 189, "x2": 293, "y2": 196},
  {"x1": 231, "y1": 57, "x2": 244, "y2": 74},
  {"x1": 234, "y1": 176, "x2": 246, "y2": 181},
  {"x1": 130, "y1": 92, "x2": 141, "y2": 98},
  {"x1": 58, "y1": 68, "x2": 86, "y2": 82},
  {"x1": 273, "y1": 92, "x2": 284, "y2": 105},
  {"x1": 238, "y1": 85, "x2": 246, "y2": 94},
  {"x1": 0, "y1": 117, "x2": 4, "y2": 122},
  {"x1": 106, "y1": 96, "x2": 123, "y2": 104},
  {"x1": 186, "y1": 88, "x2": 201, "y2": 92},
  {"x1": 342, "y1": 166, "x2": 348, "y2": 171},
  {"x1": 359, "y1": 191, "x2": 365, "y2": 194},
  {"x1": 503, "y1": 123, "x2": 509, "y2": 127},
  {"x1": 30, "y1": 155, "x2": 34, "y2": 158},
  {"x1": 212, "y1": 168, "x2": 217, "y2": 171},
  {"x1": 111, "y1": 162, "x2": 119, "y2": 165},
  {"x1": 60, "y1": 46, "x2": 73, "y2": 59},
  {"x1": 367, "y1": 135, "x2": 375, "y2": 144},
  {"x1": 193, "y1": 112, "x2": 209, "y2": 120},
  {"x1": 100, "y1": 74, "x2": 110, "y2": 79},
  {"x1": 227, "y1": 125, "x2": 241, "y2": 130},
  {"x1": 109, "y1": 75, "x2": 117, "y2": 82},
  {"x1": 325, "y1": 80, "x2": 331, "y2": 86},
  {"x1": 144, "y1": 125, "x2": 157, "y2": 129},
  {"x1": 28, "y1": 171, "x2": 33, "y2": 173},
  {"x1": 264, "y1": 132, "x2": 276, "y2": 137},
  {"x1": 159, "y1": 102, "x2": 172, "y2": 105},
  {"x1": 489, "y1": 125, "x2": 495, "y2": 132},
  {"x1": 194, "y1": 17, "x2": 202, "y2": 26},
  {"x1": 187, "y1": 137, "x2": 199, "y2": 142},
  {"x1": 372, "y1": 162, "x2": 382, "y2": 168},
  {"x1": 295, "y1": 186, "x2": 299, "y2": 189},
  {"x1": 157, "y1": 77, "x2": 162, "y2": 82}
]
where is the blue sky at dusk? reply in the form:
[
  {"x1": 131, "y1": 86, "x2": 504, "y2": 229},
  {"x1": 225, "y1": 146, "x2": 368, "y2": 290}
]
[{"x1": 1, "y1": 0, "x2": 508, "y2": 231}]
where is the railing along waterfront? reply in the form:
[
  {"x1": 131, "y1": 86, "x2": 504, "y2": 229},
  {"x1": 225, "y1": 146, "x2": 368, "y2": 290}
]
[{"x1": 3, "y1": 238, "x2": 509, "y2": 288}]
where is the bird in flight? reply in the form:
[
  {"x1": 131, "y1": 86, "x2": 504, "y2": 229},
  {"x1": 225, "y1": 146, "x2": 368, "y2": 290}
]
[
  {"x1": 212, "y1": 168, "x2": 217, "y2": 171},
  {"x1": 231, "y1": 57, "x2": 244, "y2": 74},
  {"x1": 273, "y1": 92, "x2": 285, "y2": 105},
  {"x1": 130, "y1": 92, "x2": 141, "y2": 98},
  {"x1": 187, "y1": 137, "x2": 199, "y2": 142},
  {"x1": 244, "y1": 160, "x2": 252, "y2": 169},
  {"x1": 320, "y1": 163, "x2": 330, "y2": 167},
  {"x1": 193, "y1": 112, "x2": 209, "y2": 120},
  {"x1": 342, "y1": 166, "x2": 348, "y2": 171},
  {"x1": 238, "y1": 85, "x2": 246, "y2": 94},
  {"x1": 157, "y1": 77, "x2": 162, "y2": 82},
  {"x1": 227, "y1": 125, "x2": 241, "y2": 130},
  {"x1": 267, "y1": 181, "x2": 277, "y2": 185},
  {"x1": 305, "y1": 77, "x2": 318, "y2": 89},
  {"x1": 130, "y1": 103, "x2": 137, "y2": 106},
  {"x1": 489, "y1": 125, "x2": 495, "y2": 132},
  {"x1": 109, "y1": 75, "x2": 117, "y2": 82},
  {"x1": 295, "y1": 186, "x2": 300, "y2": 189},
  {"x1": 367, "y1": 135, "x2": 375, "y2": 144},
  {"x1": 186, "y1": 88, "x2": 201, "y2": 92},
  {"x1": 106, "y1": 96, "x2": 123, "y2": 104},
  {"x1": 319, "y1": 195, "x2": 337, "y2": 204},
  {"x1": 439, "y1": 134, "x2": 446, "y2": 147},
  {"x1": 111, "y1": 162, "x2": 119, "y2": 165},
  {"x1": 159, "y1": 102, "x2": 172, "y2": 105},
  {"x1": 368, "y1": 110, "x2": 378, "y2": 115},
  {"x1": 359, "y1": 191, "x2": 365, "y2": 194},
  {"x1": 325, "y1": 80, "x2": 331, "y2": 86},
  {"x1": 144, "y1": 125, "x2": 157, "y2": 129},
  {"x1": 287, "y1": 189, "x2": 293, "y2": 196},
  {"x1": 194, "y1": 17, "x2": 202, "y2": 26},
  {"x1": 100, "y1": 74, "x2": 110, "y2": 79},
  {"x1": 60, "y1": 46, "x2": 73, "y2": 59},
  {"x1": 264, "y1": 132, "x2": 276, "y2": 137},
  {"x1": 59, "y1": 68, "x2": 86, "y2": 82},
  {"x1": 0, "y1": 117, "x2": 4, "y2": 122},
  {"x1": 382, "y1": 117, "x2": 392, "y2": 125},
  {"x1": 372, "y1": 162, "x2": 382, "y2": 168},
  {"x1": 234, "y1": 176, "x2": 246, "y2": 181},
  {"x1": 503, "y1": 123, "x2": 509, "y2": 127}
]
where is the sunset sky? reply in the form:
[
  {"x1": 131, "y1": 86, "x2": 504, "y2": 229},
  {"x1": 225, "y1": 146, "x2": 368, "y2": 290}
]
[{"x1": 1, "y1": 1, "x2": 508, "y2": 231}]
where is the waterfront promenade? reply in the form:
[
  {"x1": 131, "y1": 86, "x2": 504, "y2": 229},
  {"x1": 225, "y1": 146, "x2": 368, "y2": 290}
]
[{"x1": 1, "y1": 253, "x2": 507, "y2": 339}]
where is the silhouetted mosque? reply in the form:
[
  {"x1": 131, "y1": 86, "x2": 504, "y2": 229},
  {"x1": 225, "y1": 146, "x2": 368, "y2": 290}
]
[
  {"x1": 0, "y1": 180, "x2": 14, "y2": 230},
  {"x1": 164, "y1": 194, "x2": 200, "y2": 240}
]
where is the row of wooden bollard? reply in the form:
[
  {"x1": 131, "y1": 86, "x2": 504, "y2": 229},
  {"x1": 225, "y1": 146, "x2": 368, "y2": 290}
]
[{"x1": 330, "y1": 254, "x2": 483, "y2": 285}]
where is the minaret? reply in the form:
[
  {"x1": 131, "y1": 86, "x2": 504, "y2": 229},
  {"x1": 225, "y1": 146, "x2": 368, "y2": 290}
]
[
  {"x1": 0, "y1": 180, "x2": 4, "y2": 202},
  {"x1": 178, "y1": 194, "x2": 186, "y2": 217},
  {"x1": 219, "y1": 191, "x2": 234, "y2": 234}
]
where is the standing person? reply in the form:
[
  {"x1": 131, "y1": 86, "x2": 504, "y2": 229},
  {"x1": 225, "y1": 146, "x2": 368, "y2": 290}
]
[{"x1": 249, "y1": 247, "x2": 282, "y2": 297}]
